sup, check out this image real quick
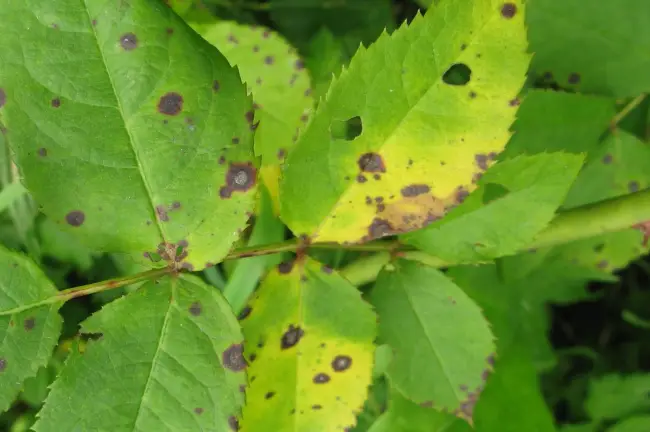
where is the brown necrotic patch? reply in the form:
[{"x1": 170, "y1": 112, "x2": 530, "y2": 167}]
[
  {"x1": 0, "y1": 88, "x2": 6, "y2": 108},
  {"x1": 222, "y1": 343, "x2": 247, "y2": 372},
  {"x1": 366, "y1": 218, "x2": 394, "y2": 240},
  {"x1": 278, "y1": 260, "x2": 294, "y2": 274},
  {"x1": 401, "y1": 184, "x2": 430, "y2": 197},
  {"x1": 265, "y1": 391, "x2": 275, "y2": 399},
  {"x1": 189, "y1": 302, "x2": 202, "y2": 316},
  {"x1": 313, "y1": 373, "x2": 330, "y2": 384},
  {"x1": 51, "y1": 98, "x2": 61, "y2": 108},
  {"x1": 219, "y1": 162, "x2": 257, "y2": 199},
  {"x1": 194, "y1": 407, "x2": 204, "y2": 415},
  {"x1": 120, "y1": 33, "x2": 138, "y2": 50},
  {"x1": 628, "y1": 181, "x2": 640, "y2": 193},
  {"x1": 475, "y1": 154, "x2": 489, "y2": 170},
  {"x1": 602, "y1": 154, "x2": 613, "y2": 164},
  {"x1": 24, "y1": 317, "x2": 35, "y2": 331},
  {"x1": 66, "y1": 210, "x2": 85, "y2": 227},
  {"x1": 281, "y1": 325, "x2": 304, "y2": 349},
  {"x1": 357, "y1": 152, "x2": 385, "y2": 173},
  {"x1": 155, "y1": 205, "x2": 169, "y2": 222},
  {"x1": 332, "y1": 355, "x2": 352, "y2": 372},
  {"x1": 157, "y1": 92, "x2": 183, "y2": 116},
  {"x1": 500, "y1": 3, "x2": 517, "y2": 18}
]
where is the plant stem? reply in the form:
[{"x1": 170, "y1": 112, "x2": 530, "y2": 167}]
[{"x1": 611, "y1": 93, "x2": 646, "y2": 130}]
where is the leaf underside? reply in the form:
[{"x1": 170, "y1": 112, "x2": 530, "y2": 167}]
[
  {"x1": 239, "y1": 257, "x2": 376, "y2": 432},
  {"x1": 280, "y1": 0, "x2": 530, "y2": 244},
  {"x1": 0, "y1": 0, "x2": 257, "y2": 271}
]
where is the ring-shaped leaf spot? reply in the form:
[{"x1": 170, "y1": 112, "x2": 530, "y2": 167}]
[
  {"x1": 371, "y1": 260, "x2": 495, "y2": 423},
  {"x1": 240, "y1": 257, "x2": 376, "y2": 431},
  {"x1": 0, "y1": 246, "x2": 63, "y2": 412},
  {"x1": 0, "y1": 0, "x2": 257, "y2": 271},
  {"x1": 280, "y1": 0, "x2": 530, "y2": 244},
  {"x1": 34, "y1": 275, "x2": 245, "y2": 431}
]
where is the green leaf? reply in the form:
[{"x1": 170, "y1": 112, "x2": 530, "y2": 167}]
[
  {"x1": 403, "y1": 153, "x2": 584, "y2": 263},
  {"x1": 369, "y1": 389, "x2": 471, "y2": 432},
  {"x1": 0, "y1": 246, "x2": 62, "y2": 413},
  {"x1": 563, "y1": 131, "x2": 650, "y2": 209},
  {"x1": 528, "y1": 0, "x2": 650, "y2": 97},
  {"x1": 586, "y1": 374, "x2": 650, "y2": 421},
  {"x1": 37, "y1": 217, "x2": 98, "y2": 271},
  {"x1": 0, "y1": 0, "x2": 257, "y2": 271},
  {"x1": 500, "y1": 90, "x2": 616, "y2": 160},
  {"x1": 0, "y1": 182, "x2": 27, "y2": 214},
  {"x1": 306, "y1": 28, "x2": 346, "y2": 101},
  {"x1": 280, "y1": 0, "x2": 530, "y2": 243},
  {"x1": 609, "y1": 416, "x2": 650, "y2": 432},
  {"x1": 195, "y1": 21, "x2": 313, "y2": 208},
  {"x1": 370, "y1": 260, "x2": 495, "y2": 421},
  {"x1": 34, "y1": 275, "x2": 245, "y2": 431},
  {"x1": 239, "y1": 257, "x2": 376, "y2": 431}
]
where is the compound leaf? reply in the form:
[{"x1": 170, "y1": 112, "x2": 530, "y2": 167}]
[
  {"x1": 239, "y1": 257, "x2": 376, "y2": 432},
  {"x1": 34, "y1": 275, "x2": 245, "y2": 431},
  {"x1": 0, "y1": 0, "x2": 257, "y2": 271},
  {"x1": 528, "y1": 0, "x2": 650, "y2": 97},
  {"x1": 370, "y1": 260, "x2": 495, "y2": 423},
  {"x1": 280, "y1": 0, "x2": 530, "y2": 244},
  {"x1": 0, "y1": 246, "x2": 62, "y2": 413},
  {"x1": 403, "y1": 153, "x2": 583, "y2": 263}
]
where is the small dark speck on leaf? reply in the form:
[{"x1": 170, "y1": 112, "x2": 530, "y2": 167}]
[
  {"x1": 232, "y1": 137, "x2": 240, "y2": 144},
  {"x1": 51, "y1": 98, "x2": 61, "y2": 108},
  {"x1": 469, "y1": 91, "x2": 477, "y2": 99},
  {"x1": 222, "y1": 343, "x2": 247, "y2": 372},
  {"x1": 420, "y1": 401, "x2": 433, "y2": 408},
  {"x1": 158, "y1": 92, "x2": 183, "y2": 116},
  {"x1": 238, "y1": 305, "x2": 252, "y2": 320},
  {"x1": 0, "y1": 88, "x2": 5, "y2": 108},
  {"x1": 262, "y1": 30, "x2": 270, "y2": 38},
  {"x1": 213, "y1": 80, "x2": 220, "y2": 92},
  {"x1": 228, "y1": 416, "x2": 239, "y2": 431},
  {"x1": 24, "y1": 317, "x2": 35, "y2": 331},
  {"x1": 66, "y1": 210, "x2": 85, "y2": 227},
  {"x1": 475, "y1": 154, "x2": 489, "y2": 170},
  {"x1": 500, "y1": 3, "x2": 517, "y2": 18},
  {"x1": 597, "y1": 260, "x2": 609, "y2": 269},
  {"x1": 628, "y1": 181, "x2": 640, "y2": 193},
  {"x1": 189, "y1": 302, "x2": 202, "y2": 316},
  {"x1": 194, "y1": 407, "x2": 204, "y2": 415},
  {"x1": 264, "y1": 56, "x2": 274, "y2": 65},
  {"x1": 281, "y1": 325, "x2": 304, "y2": 349},
  {"x1": 401, "y1": 184, "x2": 430, "y2": 197},
  {"x1": 295, "y1": 59, "x2": 305, "y2": 70},
  {"x1": 120, "y1": 33, "x2": 138, "y2": 50},
  {"x1": 92, "y1": 19, "x2": 97, "y2": 26},
  {"x1": 358, "y1": 152, "x2": 386, "y2": 173},
  {"x1": 321, "y1": 265, "x2": 333, "y2": 274},
  {"x1": 568, "y1": 73, "x2": 581, "y2": 85},
  {"x1": 38, "y1": 148, "x2": 47, "y2": 157},
  {"x1": 278, "y1": 260, "x2": 294, "y2": 274},
  {"x1": 0, "y1": 358, "x2": 6, "y2": 372},
  {"x1": 602, "y1": 154, "x2": 613, "y2": 164},
  {"x1": 312, "y1": 404, "x2": 322, "y2": 410},
  {"x1": 357, "y1": 174, "x2": 367, "y2": 183},
  {"x1": 509, "y1": 98, "x2": 520, "y2": 107},
  {"x1": 156, "y1": 205, "x2": 169, "y2": 222},
  {"x1": 332, "y1": 355, "x2": 352, "y2": 372},
  {"x1": 265, "y1": 391, "x2": 275, "y2": 399},
  {"x1": 181, "y1": 262, "x2": 194, "y2": 271},
  {"x1": 313, "y1": 373, "x2": 330, "y2": 384}
]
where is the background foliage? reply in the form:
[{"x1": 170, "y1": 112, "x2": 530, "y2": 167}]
[{"x1": 1, "y1": 0, "x2": 649, "y2": 431}]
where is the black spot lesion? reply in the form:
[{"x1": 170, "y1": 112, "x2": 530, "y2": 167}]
[
  {"x1": 238, "y1": 305, "x2": 252, "y2": 320},
  {"x1": 66, "y1": 210, "x2": 85, "y2": 227},
  {"x1": 401, "y1": 184, "x2": 430, "y2": 197},
  {"x1": 189, "y1": 302, "x2": 202, "y2": 316},
  {"x1": 157, "y1": 92, "x2": 183, "y2": 116},
  {"x1": 219, "y1": 162, "x2": 257, "y2": 199},
  {"x1": 278, "y1": 260, "x2": 294, "y2": 274},
  {"x1": 120, "y1": 32, "x2": 138, "y2": 50},
  {"x1": 222, "y1": 343, "x2": 247, "y2": 372},
  {"x1": 358, "y1": 153, "x2": 385, "y2": 173},
  {"x1": 281, "y1": 325, "x2": 304, "y2": 349},
  {"x1": 23, "y1": 317, "x2": 35, "y2": 331},
  {"x1": 500, "y1": 3, "x2": 517, "y2": 19},
  {"x1": 313, "y1": 372, "x2": 331, "y2": 384},
  {"x1": 332, "y1": 355, "x2": 352, "y2": 372}
]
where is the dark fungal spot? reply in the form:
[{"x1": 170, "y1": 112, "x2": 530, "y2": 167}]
[
  {"x1": 487, "y1": 353, "x2": 496, "y2": 366},
  {"x1": 456, "y1": 188, "x2": 469, "y2": 203},
  {"x1": 213, "y1": 80, "x2": 220, "y2": 92},
  {"x1": 222, "y1": 343, "x2": 247, "y2": 372},
  {"x1": 475, "y1": 153, "x2": 489, "y2": 170},
  {"x1": 321, "y1": 265, "x2": 333, "y2": 274},
  {"x1": 239, "y1": 384, "x2": 246, "y2": 393},
  {"x1": 252, "y1": 45, "x2": 260, "y2": 52},
  {"x1": 594, "y1": 243, "x2": 605, "y2": 253},
  {"x1": 367, "y1": 218, "x2": 394, "y2": 240},
  {"x1": 295, "y1": 59, "x2": 305, "y2": 70},
  {"x1": 265, "y1": 391, "x2": 275, "y2": 399},
  {"x1": 628, "y1": 181, "x2": 640, "y2": 193},
  {"x1": 166, "y1": 27, "x2": 174, "y2": 35},
  {"x1": 264, "y1": 56, "x2": 274, "y2": 65},
  {"x1": 228, "y1": 33, "x2": 238, "y2": 44},
  {"x1": 568, "y1": 73, "x2": 581, "y2": 85},
  {"x1": 66, "y1": 210, "x2": 85, "y2": 227},
  {"x1": 500, "y1": 3, "x2": 517, "y2": 18},
  {"x1": 602, "y1": 154, "x2": 613, "y2": 164},
  {"x1": 277, "y1": 148, "x2": 286, "y2": 160},
  {"x1": 0, "y1": 88, "x2": 5, "y2": 108},
  {"x1": 120, "y1": 33, "x2": 138, "y2": 50},
  {"x1": 281, "y1": 325, "x2": 304, "y2": 349},
  {"x1": 0, "y1": 358, "x2": 6, "y2": 372},
  {"x1": 469, "y1": 91, "x2": 477, "y2": 99},
  {"x1": 597, "y1": 260, "x2": 608, "y2": 269},
  {"x1": 158, "y1": 92, "x2": 183, "y2": 116},
  {"x1": 401, "y1": 184, "x2": 430, "y2": 197},
  {"x1": 262, "y1": 30, "x2": 270, "y2": 38},
  {"x1": 219, "y1": 162, "x2": 257, "y2": 199},
  {"x1": 238, "y1": 305, "x2": 252, "y2": 320},
  {"x1": 24, "y1": 317, "x2": 35, "y2": 331},
  {"x1": 356, "y1": 174, "x2": 367, "y2": 183},
  {"x1": 358, "y1": 152, "x2": 385, "y2": 173},
  {"x1": 278, "y1": 260, "x2": 294, "y2": 274},
  {"x1": 249, "y1": 353, "x2": 257, "y2": 362},
  {"x1": 51, "y1": 98, "x2": 61, "y2": 108},
  {"x1": 194, "y1": 407, "x2": 204, "y2": 415},
  {"x1": 38, "y1": 148, "x2": 47, "y2": 157},
  {"x1": 156, "y1": 205, "x2": 169, "y2": 222},
  {"x1": 332, "y1": 355, "x2": 352, "y2": 372},
  {"x1": 509, "y1": 98, "x2": 520, "y2": 107},
  {"x1": 232, "y1": 137, "x2": 240, "y2": 145},
  {"x1": 218, "y1": 156, "x2": 226, "y2": 165},
  {"x1": 460, "y1": 43, "x2": 467, "y2": 50},
  {"x1": 228, "y1": 416, "x2": 239, "y2": 431},
  {"x1": 189, "y1": 302, "x2": 202, "y2": 316},
  {"x1": 245, "y1": 110, "x2": 255, "y2": 124},
  {"x1": 313, "y1": 373, "x2": 330, "y2": 384},
  {"x1": 305, "y1": 89, "x2": 312, "y2": 97},
  {"x1": 312, "y1": 404, "x2": 322, "y2": 410}
]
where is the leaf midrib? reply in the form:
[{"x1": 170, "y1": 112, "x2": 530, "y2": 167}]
[{"x1": 81, "y1": 0, "x2": 167, "y2": 245}]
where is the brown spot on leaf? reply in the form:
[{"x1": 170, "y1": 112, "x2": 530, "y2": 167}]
[
  {"x1": 628, "y1": 181, "x2": 640, "y2": 193},
  {"x1": 219, "y1": 156, "x2": 226, "y2": 165},
  {"x1": 295, "y1": 59, "x2": 305, "y2": 70},
  {"x1": 158, "y1": 92, "x2": 183, "y2": 116},
  {"x1": 332, "y1": 355, "x2": 352, "y2": 372},
  {"x1": 222, "y1": 344, "x2": 247, "y2": 372},
  {"x1": 469, "y1": 91, "x2": 477, "y2": 99},
  {"x1": 420, "y1": 401, "x2": 433, "y2": 408},
  {"x1": 38, "y1": 148, "x2": 47, "y2": 157},
  {"x1": 264, "y1": 56, "x2": 274, "y2": 65},
  {"x1": 500, "y1": 3, "x2": 517, "y2": 18},
  {"x1": 568, "y1": 73, "x2": 581, "y2": 85},
  {"x1": 238, "y1": 306, "x2": 252, "y2": 320},
  {"x1": 475, "y1": 154, "x2": 489, "y2": 170},
  {"x1": 281, "y1": 325, "x2": 304, "y2": 349},
  {"x1": 597, "y1": 260, "x2": 608, "y2": 269},
  {"x1": 189, "y1": 302, "x2": 202, "y2": 316},
  {"x1": 0, "y1": 358, "x2": 6, "y2": 372},
  {"x1": 156, "y1": 205, "x2": 169, "y2": 222},
  {"x1": 357, "y1": 174, "x2": 367, "y2": 183},
  {"x1": 120, "y1": 33, "x2": 138, "y2": 50},
  {"x1": 321, "y1": 265, "x2": 333, "y2": 274},
  {"x1": 212, "y1": 80, "x2": 220, "y2": 92},
  {"x1": 602, "y1": 154, "x2": 613, "y2": 164},
  {"x1": 194, "y1": 407, "x2": 204, "y2": 415},
  {"x1": 219, "y1": 162, "x2": 257, "y2": 198},
  {"x1": 455, "y1": 187, "x2": 469, "y2": 204},
  {"x1": 0, "y1": 88, "x2": 5, "y2": 108},
  {"x1": 312, "y1": 404, "x2": 322, "y2": 410},
  {"x1": 313, "y1": 373, "x2": 331, "y2": 383},
  {"x1": 252, "y1": 45, "x2": 260, "y2": 52},
  {"x1": 265, "y1": 391, "x2": 275, "y2": 399},
  {"x1": 278, "y1": 260, "x2": 294, "y2": 274},
  {"x1": 24, "y1": 317, "x2": 35, "y2": 331},
  {"x1": 51, "y1": 98, "x2": 61, "y2": 108},
  {"x1": 401, "y1": 184, "x2": 430, "y2": 197},
  {"x1": 66, "y1": 210, "x2": 85, "y2": 227},
  {"x1": 228, "y1": 416, "x2": 239, "y2": 431},
  {"x1": 367, "y1": 218, "x2": 394, "y2": 240},
  {"x1": 277, "y1": 148, "x2": 286, "y2": 160},
  {"x1": 358, "y1": 152, "x2": 386, "y2": 173},
  {"x1": 509, "y1": 98, "x2": 520, "y2": 107},
  {"x1": 232, "y1": 137, "x2": 240, "y2": 145}
]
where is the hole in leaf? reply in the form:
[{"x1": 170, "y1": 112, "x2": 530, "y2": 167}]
[
  {"x1": 330, "y1": 116, "x2": 362, "y2": 141},
  {"x1": 482, "y1": 183, "x2": 510, "y2": 204},
  {"x1": 443, "y1": 63, "x2": 471, "y2": 86}
]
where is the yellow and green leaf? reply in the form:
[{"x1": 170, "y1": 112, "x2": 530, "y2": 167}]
[
  {"x1": 280, "y1": 0, "x2": 530, "y2": 243},
  {"x1": 240, "y1": 257, "x2": 376, "y2": 431}
]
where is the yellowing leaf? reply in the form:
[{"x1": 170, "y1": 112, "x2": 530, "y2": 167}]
[
  {"x1": 239, "y1": 257, "x2": 376, "y2": 431},
  {"x1": 280, "y1": 0, "x2": 530, "y2": 243}
]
